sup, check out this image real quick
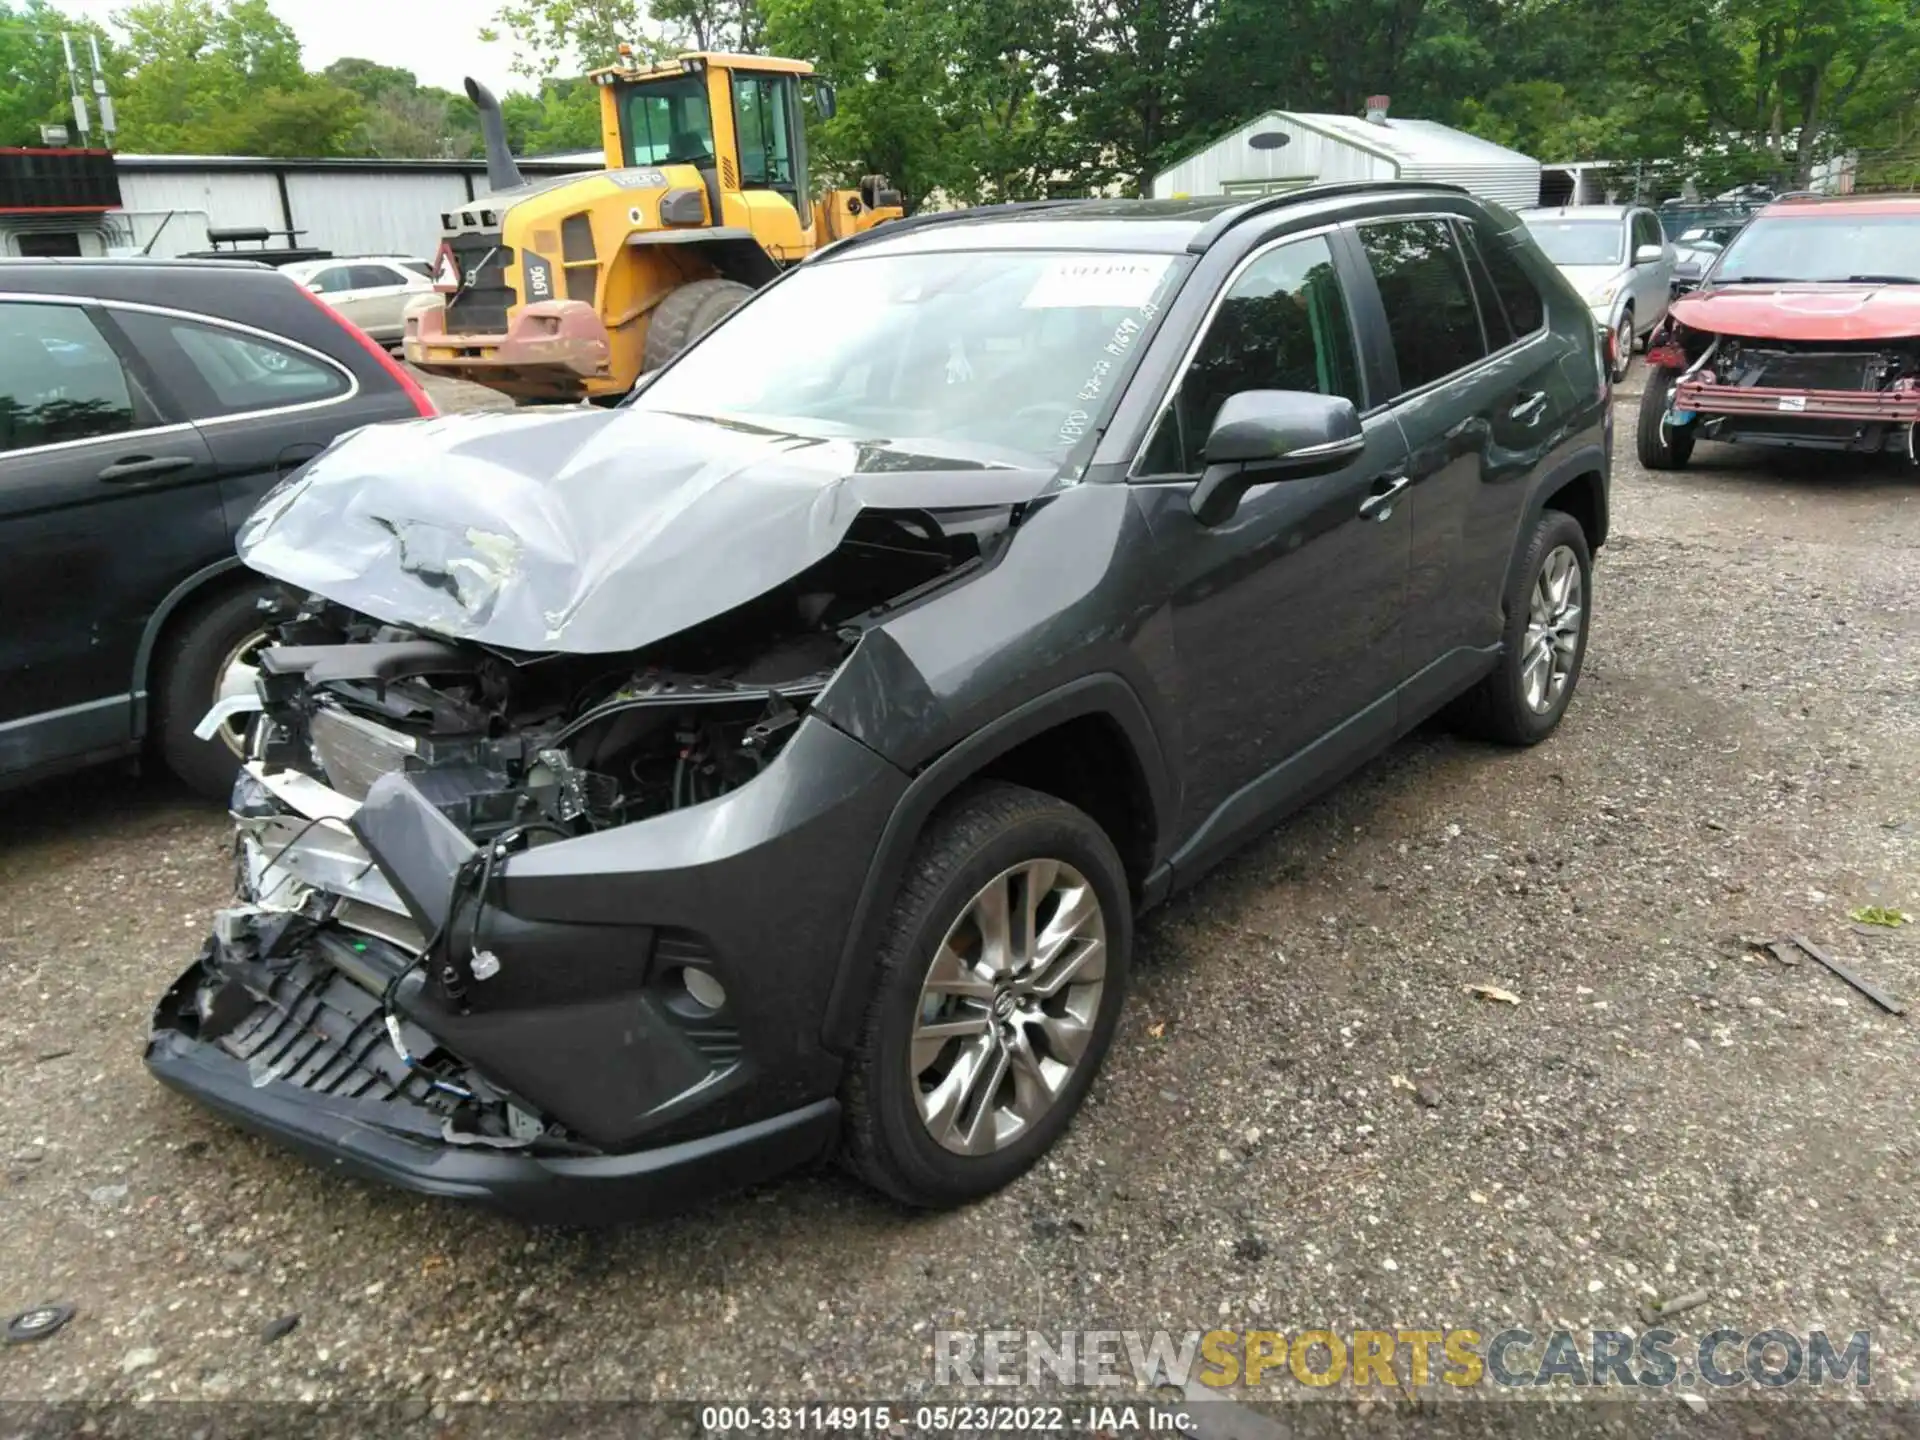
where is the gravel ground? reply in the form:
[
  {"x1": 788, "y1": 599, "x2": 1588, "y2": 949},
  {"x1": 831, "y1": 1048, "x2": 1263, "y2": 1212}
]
[{"x1": 1, "y1": 374, "x2": 1916, "y2": 1420}]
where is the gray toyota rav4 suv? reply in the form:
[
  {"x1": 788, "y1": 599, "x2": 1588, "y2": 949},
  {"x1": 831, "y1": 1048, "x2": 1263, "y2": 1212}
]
[{"x1": 148, "y1": 184, "x2": 1612, "y2": 1222}]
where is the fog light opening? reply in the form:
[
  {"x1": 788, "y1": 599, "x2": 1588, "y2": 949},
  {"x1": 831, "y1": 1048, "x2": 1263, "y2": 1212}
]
[{"x1": 678, "y1": 966, "x2": 727, "y2": 1012}]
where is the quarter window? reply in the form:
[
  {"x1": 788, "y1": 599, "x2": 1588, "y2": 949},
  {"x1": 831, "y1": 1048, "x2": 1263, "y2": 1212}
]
[
  {"x1": 112, "y1": 310, "x2": 349, "y2": 419},
  {"x1": 0, "y1": 301, "x2": 140, "y2": 452},
  {"x1": 1357, "y1": 219, "x2": 1486, "y2": 394},
  {"x1": 1139, "y1": 235, "x2": 1360, "y2": 476}
]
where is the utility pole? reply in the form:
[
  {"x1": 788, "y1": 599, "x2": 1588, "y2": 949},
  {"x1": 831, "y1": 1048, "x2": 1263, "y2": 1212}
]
[{"x1": 60, "y1": 32, "x2": 92, "y2": 141}]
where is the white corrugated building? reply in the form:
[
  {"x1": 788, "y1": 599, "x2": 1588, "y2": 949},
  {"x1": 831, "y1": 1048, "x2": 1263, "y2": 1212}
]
[
  {"x1": 107, "y1": 154, "x2": 599, "y2": 260},
  {"x1": 1151, "y1": 105, "x2": 1541, "y2": 210}
]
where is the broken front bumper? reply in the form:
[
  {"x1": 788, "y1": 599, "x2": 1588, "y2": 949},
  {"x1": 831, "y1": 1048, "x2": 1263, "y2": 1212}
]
[
  {"x1": 147, "y1": 714, "x2": 909, "y2": 1222},
  {"x1": 1674, "y1": 377, "x2": 1920, "y2": 423},
  {"x1": 147, "y1": 985, "x2": 839, "y2": 1226}
]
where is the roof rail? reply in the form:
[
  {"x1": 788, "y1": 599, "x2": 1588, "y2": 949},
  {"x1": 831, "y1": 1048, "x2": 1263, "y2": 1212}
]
[
  {"x1": 1186, "y1": 178, "x2": 1473, "y2": 252},
  {"x1": 807, "y1": 198, "x2": 1090, "y2": 263}
]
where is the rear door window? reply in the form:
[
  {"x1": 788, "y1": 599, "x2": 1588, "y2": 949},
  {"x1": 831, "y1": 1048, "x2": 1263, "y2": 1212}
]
[
  {"x1": 305, "y1": 266, "x2": 355, "y2": 294},
  {"x1": 1475, "y1": 229, "x2": 1546, "y2": 338},
  {"x1": 1356, "y1": 219, "x2": 1488, "y2": 395},
  {"x1": 111, "y1": 309, "x2": 351, "y2": 419},
  {"x1": 0, "y1": 301, "x2": 144, "y2": 452},
  {"x1": 348, "y1": 264, "x2": 405, "y2": 290}
]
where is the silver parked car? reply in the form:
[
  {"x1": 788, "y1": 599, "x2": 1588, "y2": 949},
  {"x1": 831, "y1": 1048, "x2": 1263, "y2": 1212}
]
[
  {"x1": 282, "y1": 256, "x2": 436, "y2": 346},
  {"x1": 1520, "y1": 206, "x2": 1674, "y2": 380}
]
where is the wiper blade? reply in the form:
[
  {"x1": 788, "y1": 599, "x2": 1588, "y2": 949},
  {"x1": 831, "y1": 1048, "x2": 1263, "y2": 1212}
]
[
  {"x1": 1845, "y1": 274, "x2": 1920, "y2": 284},
  {"x1": 1712, "y1": 275, "x2": 1792, "y2": 285}
]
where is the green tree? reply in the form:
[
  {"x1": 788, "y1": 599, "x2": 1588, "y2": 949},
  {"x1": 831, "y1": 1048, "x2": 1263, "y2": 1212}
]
[
  {"x1": 112, "y1": 0, "x2": 363, "y2": 156},
  {"x1": 481, "y1": 0, "x2": 660, "y2": 79}
]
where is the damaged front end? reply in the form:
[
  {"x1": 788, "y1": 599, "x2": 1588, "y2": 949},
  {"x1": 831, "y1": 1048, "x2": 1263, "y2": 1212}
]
[
  {"x1": 148, "y1": 408, "x2": 1049, "y2": 1221},
  {"x1": 1651, "y1": 320, "x2": 1920, "y2": 457}
]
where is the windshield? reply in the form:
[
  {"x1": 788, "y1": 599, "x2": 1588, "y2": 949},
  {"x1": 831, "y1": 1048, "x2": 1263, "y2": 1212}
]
[
  {"x1": 625, "y1": 74, "x2": 714, "y2": 167},
  {"x1": 1524, "y1": 219, "x2": 1624, "y2": 267},
  {"x1": 635, "y1": 249, "x2": 1188, "y2": 461},
  {"x1": 1713, "y1": 213, "x2": 1920, "y2": 284}
]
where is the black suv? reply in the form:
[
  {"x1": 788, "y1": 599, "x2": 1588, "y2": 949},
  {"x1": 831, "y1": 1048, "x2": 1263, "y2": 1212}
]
[
  {"x1": 147, "y1": 185, "x2": 1611, "y2": 1221},
  {"x1": 0, "y1": 258, "x2": 436, "y2": 798}
]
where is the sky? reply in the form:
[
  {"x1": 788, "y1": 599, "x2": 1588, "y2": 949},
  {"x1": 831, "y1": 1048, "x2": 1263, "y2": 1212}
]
[{"x1": 60, "y1": 0, "x2": 527, "y2": 96}]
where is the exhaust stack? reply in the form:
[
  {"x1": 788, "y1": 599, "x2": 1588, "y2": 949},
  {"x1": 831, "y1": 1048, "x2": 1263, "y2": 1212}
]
[{"x1": 464, "y1": 77, "x2": 525, "y2": 193}]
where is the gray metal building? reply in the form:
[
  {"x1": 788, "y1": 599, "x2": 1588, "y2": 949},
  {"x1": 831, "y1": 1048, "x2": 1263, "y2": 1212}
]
[{"x1": 1151, "y1": 107, "x2": 1541, "y2": 210}]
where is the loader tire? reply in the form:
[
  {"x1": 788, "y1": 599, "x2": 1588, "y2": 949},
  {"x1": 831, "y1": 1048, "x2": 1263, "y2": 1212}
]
[{"x1": 643, "y1": 278, "x2": 754, "y2": 371}]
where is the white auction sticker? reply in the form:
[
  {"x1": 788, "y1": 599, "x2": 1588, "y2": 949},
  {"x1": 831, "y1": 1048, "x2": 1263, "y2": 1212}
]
[{"x1": 1023, "y1": 257, "x2": 1171, "y2": 309}]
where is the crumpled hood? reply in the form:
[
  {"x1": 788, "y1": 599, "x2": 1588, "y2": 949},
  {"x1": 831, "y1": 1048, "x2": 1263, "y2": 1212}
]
[
  {"x1": 239, "y1": 406, "x2": 1055, "y2": 655},
  {"x1": 1672, "y1": 284, "x2": 1920, "y2": 342}
]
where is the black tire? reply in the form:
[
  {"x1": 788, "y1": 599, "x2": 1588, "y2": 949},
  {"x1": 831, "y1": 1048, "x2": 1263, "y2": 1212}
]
[
  {"x1": 643, "y1": 278, "x2": 754, "y2": 371},
  {"x1": 1636, "y1": 363, "x2": 1695, "y2": 469},
  {"x1": 840, "y1": 782, "x2": 1133, "y2": 1208},
  {"x1": 1450, "y1": 510, "x2": 1593, "y2": 747},
  {"x1": 152, "y1": 582, "x2": 276, "y2": 802},
  {"x1": 1611, "y1": 308, "x2": 1634, "y2": 383}
]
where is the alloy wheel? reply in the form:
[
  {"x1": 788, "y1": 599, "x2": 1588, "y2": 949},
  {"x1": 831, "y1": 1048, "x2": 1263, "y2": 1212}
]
[
  {"x1": 210, "y1": 629, "x2": 269, "y2": 758},
  {"x1": 909, "y1": 859, "x2": 1107, "y2": 1156},
  {"x1": 1521, "y1": 545, "x2": 1583, "y2": 714}
]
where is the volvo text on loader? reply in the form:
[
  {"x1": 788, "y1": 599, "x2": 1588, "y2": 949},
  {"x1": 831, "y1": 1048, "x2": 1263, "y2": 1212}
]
[{"x1": 404, "y1": 51, "x2": 904, "y2": 404}]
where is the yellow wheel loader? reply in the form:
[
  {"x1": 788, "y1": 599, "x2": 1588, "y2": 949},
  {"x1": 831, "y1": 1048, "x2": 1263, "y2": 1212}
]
[{"x1": 403, "y1": 52, "x2": 904, "y2": 404}]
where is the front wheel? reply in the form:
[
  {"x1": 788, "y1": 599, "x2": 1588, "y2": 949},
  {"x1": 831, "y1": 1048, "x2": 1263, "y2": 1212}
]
[
  {"x1": 152, "y1": 582, "x2": 278, "y2": 801},
  {"x1": 840, "y1": 783, "x2": 1132, "y2": 1207},
  {"x1": 1636, "y1": 363, "x2": 1695, "y2": 469},
  {"x1": 1450, "y1": 510, "x2": 1593, "y2": 746},
  {"x1": 1611, "y1": 310, "x2": 1635, "y2": 383}
]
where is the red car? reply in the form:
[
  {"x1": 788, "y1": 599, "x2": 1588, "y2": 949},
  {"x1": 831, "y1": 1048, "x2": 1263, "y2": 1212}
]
[{"x1": 1637, "y1": 193, "x2": 1920, "y2": 468}]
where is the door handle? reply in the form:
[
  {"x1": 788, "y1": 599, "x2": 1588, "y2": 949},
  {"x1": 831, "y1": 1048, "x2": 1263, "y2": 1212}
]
[
  {"x1": 1359, "y1": 474, "x2": 1410, "y2": 522},
  {"x1": 98, "y1": 454, "x2": 196, "y2": 483},
  {"x1": 1509, "y1": 391, "x2": 1549, "y2": 425}
]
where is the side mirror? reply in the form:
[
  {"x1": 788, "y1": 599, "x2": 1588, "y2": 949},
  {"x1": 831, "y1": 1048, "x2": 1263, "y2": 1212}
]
[
  {"x1": 1190, "y1": 390, "x2": 1364, "y2": 526},
  {"x1": 1634, "y1": 243, "x2": 1664, "y2": 266},
  {"x1": 813, "y1": 82, "x2": 838, "y2": 120}
]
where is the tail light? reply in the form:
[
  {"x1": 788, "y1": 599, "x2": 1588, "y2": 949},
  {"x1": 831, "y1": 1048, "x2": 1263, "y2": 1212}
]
[{"x1": 292, "y1": 282, "x2": 437, "y2": 418}]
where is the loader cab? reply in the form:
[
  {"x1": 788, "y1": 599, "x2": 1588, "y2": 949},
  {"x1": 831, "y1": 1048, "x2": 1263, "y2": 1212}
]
[{"x1": 604, "y1": 53, "x2": 825, "y2": 260}]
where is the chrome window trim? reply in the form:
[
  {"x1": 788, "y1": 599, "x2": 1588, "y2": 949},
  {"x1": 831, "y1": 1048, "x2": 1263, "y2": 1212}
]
[{"x1": 0, "y1": 290, "x2": 361, "y2": 461}]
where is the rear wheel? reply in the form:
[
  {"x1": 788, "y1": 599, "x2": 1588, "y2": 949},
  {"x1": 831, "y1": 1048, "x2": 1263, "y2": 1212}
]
[
  {"x1": 1637, "y1": 363, "x2": 1695, "y2": 469},
  {"x1": 153, "y1": 582, "x2": 277, "y2": 801},
  {"x1": 840, "y1": 783, "x2": 1132, "y2": 1208},
  {"x1": 643, "y1": 278, "x2": 754, "y2": 372},
  {"x1": 1450, "y1": 510, "x2": 1592, "y2": 746}
]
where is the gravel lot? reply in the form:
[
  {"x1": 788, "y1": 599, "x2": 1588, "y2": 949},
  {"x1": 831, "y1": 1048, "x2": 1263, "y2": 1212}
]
[{"x1": 1, "y1": 373, "x2": 1916, "y2": 1418}]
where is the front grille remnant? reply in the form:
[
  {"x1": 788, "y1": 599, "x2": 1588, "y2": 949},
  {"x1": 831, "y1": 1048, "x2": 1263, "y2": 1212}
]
[{"x1": 219, "y1": 954, "x2": 442, "y2": 1106}]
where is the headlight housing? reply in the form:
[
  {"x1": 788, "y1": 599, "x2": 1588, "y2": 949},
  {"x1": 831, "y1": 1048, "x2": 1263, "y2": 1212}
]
[{"x1": 1588, "y1": 279, "x2": 1620, "y2": 308}]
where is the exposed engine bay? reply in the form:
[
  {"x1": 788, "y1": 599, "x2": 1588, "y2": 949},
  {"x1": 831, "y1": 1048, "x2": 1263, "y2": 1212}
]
[
  {"x1": 159, "y1": 500, "x2": 1017, "y2": 1160},
  {"x1": 1659, "y1": 326, "x2": 1920, "y2": 455}
]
